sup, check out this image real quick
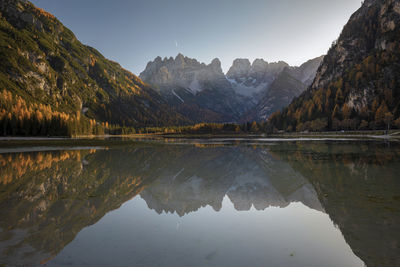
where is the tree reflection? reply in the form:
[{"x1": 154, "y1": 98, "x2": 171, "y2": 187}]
[{"x1": 0, "y1": 141, "x2": 399, "y2": 266}]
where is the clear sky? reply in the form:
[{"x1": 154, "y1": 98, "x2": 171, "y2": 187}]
[{"x1": 30, "y1": 0, "x2": 362, "y2": 75}]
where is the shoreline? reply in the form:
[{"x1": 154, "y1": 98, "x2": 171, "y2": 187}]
[
  {"x1": 0, "y1": 129, "x2": 399, "y2": 138},
  {"x1": 0, "y1": 130, "x2": 399, "y2": 141},
  {"x1": 0, "y1": 132, "x2": 398, "y2": 151}
]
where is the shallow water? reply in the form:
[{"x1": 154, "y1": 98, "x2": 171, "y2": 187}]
[{"x1": 0, "y1": 139, "x2": 399, "y2": 266}]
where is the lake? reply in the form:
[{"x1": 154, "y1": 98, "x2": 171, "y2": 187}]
[{"x1": 0, "y1": 138, "x2": 399, "y2": 266}]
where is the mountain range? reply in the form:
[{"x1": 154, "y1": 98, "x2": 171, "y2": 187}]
[
  {"x1": 1, "y1": 0, "x2": 399, "y2": 135},
  {"x1": 0, "y1": 0, "x2": 323, "y2": 136},
  {"x1": 140, "y1": 54, "x2": 323, "y2": 122}
]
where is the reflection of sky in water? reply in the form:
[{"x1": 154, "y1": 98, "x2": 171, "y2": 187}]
[
  {"x1": 50, "y1": 196, "x2": 363, "y2": 267},
  {"x1": 2, "y1": 140, "x2": 399, "y2": 266}
]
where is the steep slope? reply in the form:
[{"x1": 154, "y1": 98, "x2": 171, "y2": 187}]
[
  {"x1": 285, "y1": 56, "x2": 324, "y2": 86},
  {"x1": 237, "y1": 57, "x2": 323, "y2": 122},
  {"x1": 269, "y1": 0, "x2": 400, "y2": 132},
  {"x1": 140, "y1": 54, "x2": 251, "y2": 122},
  {"x1": 0, "y1": 0, "x2": 188, "y2": 136},
  {"x1": 141, "y1": 55, "x2": 322, "y2": 123},
  {"x1": 241, "y1": 69, "x2": 307, "y2": 121},
  {"x1": 226, "y1": 57, "x2": 322, "y2": 101}
]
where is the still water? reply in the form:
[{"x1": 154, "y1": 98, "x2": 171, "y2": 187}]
[{"x1": 0, "y1": 139, "x2": 399, "y2": 266}]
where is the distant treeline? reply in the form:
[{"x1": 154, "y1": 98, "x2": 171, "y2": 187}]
[
  {"x1": 0, "y1": 88, "x2": 267, "y2": 136},
  {"x1": 138, "y1": 122, "x2": 266, "y2": 135},
  {"x1": 1, "y1": 87, "x2": 399, "y2": 137}
]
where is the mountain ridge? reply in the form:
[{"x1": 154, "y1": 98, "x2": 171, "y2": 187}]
[
  {"x1": 141, "y1": 54, "x2": 323, "y2": 123},
  {"x1": 268, "y1": 0, "x2": 400, "y2": 132},
  {"x1": 140, "y1": 54, "x2": 252, "y2": 122},
  {"x1": 0, "y1": 0, "x2": 190, "y2": 136}
]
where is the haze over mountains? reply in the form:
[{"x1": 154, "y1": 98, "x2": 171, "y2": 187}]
[{"x1": 140, "y1": 55, "x2": 323, "y2": 122}]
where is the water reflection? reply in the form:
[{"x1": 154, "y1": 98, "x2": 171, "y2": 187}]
[
  {"x1": 269, "y1": 142, "x2": 400, "y2": 267},
  {"x1": 140, "y1": 146, "x2": 322, "y2": 216},
  {"x1": 0, "y1": 141, "x2": 399, "y2": 266}
]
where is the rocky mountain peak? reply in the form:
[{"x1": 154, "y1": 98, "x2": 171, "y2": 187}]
[
  {"x1": 210, "y1": 58, "x2": 221, "y2": 67},
  {"x1": 251, "y1": 59, "x2": 268, "y2": 70},
  {"x1": 175, "y1": 53, "x2": 186, "y2": 65},
  {"x1": 140, "y1": 53, "x2": 323, "y2": 123},
  {"x1": 227, "y1": 58, "x2": 289, "y2": 84},
  {"x1": 226, "y1": 57, "x2": 300, "y2": 101},
  {"x1": 140, "y1": 54, "x2": 228, "y2": 94},
  {"x1": 209, "y1": 58, "x2": 223, "y2": 72},
  {"x1": 139, "y1": 54, "x2": 251, "y2": 122},
  {"x1": 226, "y1": 59, "x2": 251, "y2": 80},
  {"x1": 175, "y1": 53, "x2": 185, "y2": 60}
]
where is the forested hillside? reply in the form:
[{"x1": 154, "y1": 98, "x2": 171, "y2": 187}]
[
  {"x1": 0, "y1": 0, "x2": 188, "y2": 136},
  {"x1": 268, "y1": 0, "x2": 400, "y2": 132}
]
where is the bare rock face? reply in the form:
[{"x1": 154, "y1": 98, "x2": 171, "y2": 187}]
[
  {"x1": 227, "y1": 59, "x2": 288, "y2": 85},
  {"x1": 311, "y1": 0, "x2": 400, "y2": 113},
  {"x1": 226, "y1": 59, "x2": 289, "y2": 98},
  {"x1": 240, "y1": 69, "x2": 308, "y2": 122},
  {"x1": 140, "y1": 54, "x2": 250, "y2": 122},
  {"x1": 226, "y1": 58, "x2": 252, "y2": 81},
  {"x1": 141, "y1": 54, "x2": 323, "y2": 122},
  {"x1": 229, "y1": 56, "x2": 323, "y2": 121},
  {"x1": 312, "y1": 0, "x2": 399, "y2": 94},
  {"x1": 226, "y1": 57, "x2": 322, "y2": 106},
  {"x1": 140, "y1": 54, "x2": 228, "y2": 94},
  {"x1": 285, "y1": 56, "x2": 324, "y2": 86}
]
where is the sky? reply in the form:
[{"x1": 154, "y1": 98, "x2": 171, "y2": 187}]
[{"x1": 30, "y1": 0, "x2": 362, "y2": 75}]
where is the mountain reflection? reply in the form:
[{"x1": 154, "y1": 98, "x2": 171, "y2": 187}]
[
  {"x1": 140, "y1": 146, "x2": 322, "y2": 216},
  {"x1": 0, "y1": 142, "x2": 399, "y2": 266},
  {"x1": 269, "y1": 142, "x2": 400, "y2": 267}
]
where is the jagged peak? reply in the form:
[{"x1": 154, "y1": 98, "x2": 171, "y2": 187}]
[
  {"x1": 143, "y1": 54, "x2": 223, "y2": 71},
  {"x1": 175, "y1": 53, "x2": 185, "y2": 61},
  {"x1": 232, "y1": 58, "x2": 251, "y2": 67},
  {"x1": 297, "y1": 55, "x2": 324, "y2": 69},
  {"x1": 252, "y1": 58, "x2": 268, "y2": 66},
  {"x1": 210, "y1": 58, "x2": 221, "y2": 67},
  {"x1": 268, "y1": 60, "x2": 289, "y2": 67},
  {"x1": 226, "y1": 58, "x2": 251, "y2": 78}
]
